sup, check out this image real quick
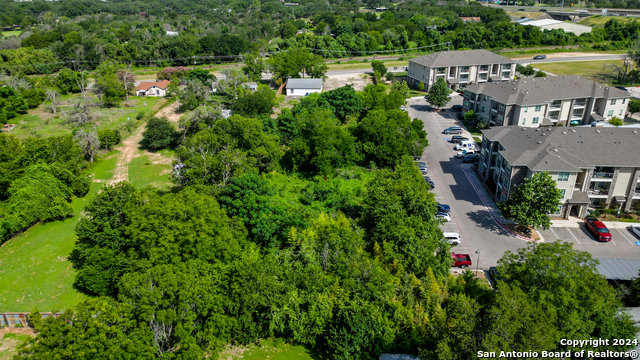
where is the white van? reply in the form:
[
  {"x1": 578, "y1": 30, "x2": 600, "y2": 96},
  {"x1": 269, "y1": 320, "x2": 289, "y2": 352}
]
[
  {"x1": 454, "y1": 140, "x2": 475, "y2": 151},
  {"x1": 443, "y1": 232, "x2": 461, "y2": 246}
]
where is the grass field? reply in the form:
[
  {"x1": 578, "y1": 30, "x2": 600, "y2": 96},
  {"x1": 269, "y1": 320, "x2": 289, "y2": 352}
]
[
  {"x1": 0, "y1": 332, "x2": 32, "y2": 360},
  {"x1": 218, "y1": 339, "x2": 321, "y2": 360},
  {"x1": 578, "y1": 15, "x2": 636, "y2": 28},
  {"x1": 505, "y1": 10, "x2": 545, "y2": 19},
  {"x1": 1, "y1": 30, "x2": 21, "y2": 39},
  {"x1": 534, "y1": 59, "x2": 623, "y2": 84},
  {"x1": 128, "y1": 154, "x2": 173, "y2": 190},
  {"x1": 327, "y1": 60, "x2": 407, "y2": 71},
  {"x1": 8, "y1": 95, "x2": 164, "y2": 139}
]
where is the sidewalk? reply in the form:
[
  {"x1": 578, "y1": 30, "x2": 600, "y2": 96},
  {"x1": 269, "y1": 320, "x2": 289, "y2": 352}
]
[
  {"x1": 461, "y1": 164, "x2": 515, "y2": 225},
  {"x1": 551, "y1": 217, "x2": 639, "y2": 229}
]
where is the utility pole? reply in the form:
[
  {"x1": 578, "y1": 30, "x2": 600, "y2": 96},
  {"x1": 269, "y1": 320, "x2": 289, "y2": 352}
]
[{"x1": 475, "y1": 249, "x2": 480, "y2": 276}]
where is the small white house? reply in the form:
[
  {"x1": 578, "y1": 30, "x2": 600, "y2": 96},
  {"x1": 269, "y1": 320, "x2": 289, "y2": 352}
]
[
  {"x1": 285, "y1": 78, "x2": 323, "y2": 96},
  {"x1": 136, "y1": 80, "x2": 171, "y2": 97}
]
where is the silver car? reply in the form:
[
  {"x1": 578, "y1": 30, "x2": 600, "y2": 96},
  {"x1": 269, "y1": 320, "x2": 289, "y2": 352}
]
[{"x1": 630, "y1": 225, "x2": 640, "y2": 239}]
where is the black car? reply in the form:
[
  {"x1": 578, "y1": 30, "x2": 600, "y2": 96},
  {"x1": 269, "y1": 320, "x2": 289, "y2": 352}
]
[
  {"x1": 452, "y1": 105, "x2": 463, "y2": 111},
  {"x1": 533, "y1": 55, "x2": 546, "y2": 60},
  {"x1": 518, "y1": 8, "x2": 526, "y2": 10},
  {"x1": 436, "y1": 202, "x2": 450, "y2": 213},
  {"x1": 488, "y1": 267, "x2": 502, "y2": 284},
  {"x1": 450, "y1": 136, "x2": 469, "y2": 143},
  {"x1": 539, "y1": 8, "x2": 547, "y2": 11},
  {"x1": 463, "y1": 154, "x2": 480, "y2": 163},
  {"x1": 615, "y1": 85, "x2": 627, "y2": 90}
]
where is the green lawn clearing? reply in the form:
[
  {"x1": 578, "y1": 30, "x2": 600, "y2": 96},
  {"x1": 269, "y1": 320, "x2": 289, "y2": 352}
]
[
  {"x1": 0, "y1": 332, "x2": 32, "y2": 360},
  {"x1": 218, "y1": 338, "x2": 321, "y2": 360},
  {"x1": 0, "y1": 150, "x2": 122, "y2": 313},
  {"x1": 8, "y1": 95, "x2": 164, "y2": 140},
  {"x1": 1, "y1": 30, "x2": 21, "y2": 39},
  {"x1": 505, "y1": 10, "x2": 545, "y2": 19},
  {"x1": 578, "y1": 15, "x2": 636, "y2": 28},
  {"x1": 128, "y1": 154, "x2": 173, "y2": 190},
  {"x1": 534, "y1": 59, "x2": 623, "y2": 84}
]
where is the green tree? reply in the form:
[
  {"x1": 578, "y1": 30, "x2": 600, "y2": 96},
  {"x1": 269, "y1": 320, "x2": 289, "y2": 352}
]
[
  {"x1": 464, "y1": 110, "x2": 477, "y2": 122},
  {"x1": 390, "y1": 80, "x2": 410, "y2": 99},
  {"x1": 217, "y1": 68, "x2": 248, "y2": 99},
  {"x1": 0, "y1": 86, "x2": 28, "y2": 123},
  {"x1": 186, "y1": 68, "x2": 215, "y2": 84},
  {"x1": 370, "y1": 60, "x2": 387, "y2": 77},
  {"x1": 425, "y1": 77, "x2": 450, "y2": 109},
  {"x1": 267, "y1": 49, "x2": 328, "y2": 81},
  {"x1": 319, "y1": 85, "x2": 362, "y2": 123},
  {"x1": 498, "y1": 172, "x2": 562, "y2": 230},
  {"x1": 609, "y1": 116, "x2": 624, "y2": 126},
  {"x1": 178, "y1": 79, "x2": 209, "y2": 111},
  {"x1": 628, "y1": 99, "x2": 640, "y2": 116},
  {"x1": 142, "y1": 117, "x2": 177, "y2": 150},
  {"x1": 498, "y1": 241, "x2": 636, "y2": 350},
  {"x1": 93, "y1": 62, "x2": 126, "y2": 107},
  {"x1": 231, "y1": 85, "x2": 276, "y2": 117},
  {"x1": 243, "y1": 51, "x2": 265, "y2": 82},
  {"x1": 516, "y1": 64, "x2": 536, "y2": 76},
  {"x1": 97, "y1": 129, "x2": 121, "y2": 150},
  {"x1": 55, "y1": 68, "x2": 83, "y2": 94}
]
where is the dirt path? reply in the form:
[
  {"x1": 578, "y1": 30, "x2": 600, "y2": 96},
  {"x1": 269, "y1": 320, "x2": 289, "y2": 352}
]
[{"x1": 107, "y1": 100, "x2": 181, "y2": 185}]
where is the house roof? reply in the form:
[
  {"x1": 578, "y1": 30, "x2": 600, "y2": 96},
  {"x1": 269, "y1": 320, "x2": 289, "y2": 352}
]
[
  {"x1": 520, "y1": 19, "x2": 562, "y2": 26},
  {"x1": 286, "y1": 78, "x2": 323, "y2": 89},
  {"x1": 409, "y1": 50, "x2": 513, "y2": 68},
  {"x1": 595, "y1": 258, "x2": 640, "y2": 280},
  {"x1": 466, "y1": 75, "x2": 630, "y2": 106},
  {"x1": 136, "y1": 80, "x2": 170, "y2": 91},
  {"x1": 481, "y1": 126, "x2": 640, "y2": 169}
]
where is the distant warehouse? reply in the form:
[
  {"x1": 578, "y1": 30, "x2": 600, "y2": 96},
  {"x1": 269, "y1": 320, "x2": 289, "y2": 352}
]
[{"x1": 517, "y1": 19, "x2": 592, "y2": 35}]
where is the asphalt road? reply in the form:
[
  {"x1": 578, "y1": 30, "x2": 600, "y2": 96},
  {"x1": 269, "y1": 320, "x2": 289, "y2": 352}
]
[
  {"x1": 538, "y1": 224, "x2": 640, "y2": 258},
  {"x1": 409, "y1": 95, "x2": 528, "y2": 269}
]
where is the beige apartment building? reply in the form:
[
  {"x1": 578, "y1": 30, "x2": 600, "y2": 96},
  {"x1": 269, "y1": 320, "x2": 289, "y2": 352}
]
[
  {"x1": 407, "y1": 50, "x2": 515, "y2": 91},
  {"x1": 479, "y1": 126, "x2": 640, "y2": 218},
  {"x1": 463, "y1": 76, "x2": 630, "y2": 127}
]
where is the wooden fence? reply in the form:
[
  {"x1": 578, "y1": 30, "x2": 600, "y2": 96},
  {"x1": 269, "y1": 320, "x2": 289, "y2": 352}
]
[{"x1": 0, "y1": 312, "x2": 62, "y2": 327}]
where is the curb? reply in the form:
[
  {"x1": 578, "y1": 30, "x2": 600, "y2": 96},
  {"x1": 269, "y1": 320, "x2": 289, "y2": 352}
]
[{"x1": 460, "y1": 165, "x2": 537, "y2": 242}]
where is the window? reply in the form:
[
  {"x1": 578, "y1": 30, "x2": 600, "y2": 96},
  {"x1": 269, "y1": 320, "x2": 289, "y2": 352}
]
[
  {"x1": 479, "y1": 73, "x2": 487, "y2": 80},
  {"x1": 521, "y1": 118, "x2": 526, "y2": 125},
  {"x1": 623, "y1": 98, "x2": 626, "y2": 104},
  {"x1": 572, "y1": 108, "x2": 584, "y2": 117},
  {"x1": 483, "y1": 95, "x2": 487, "y2": 101},
  {"x1": 558, "y1": 172, "x2": 570, "y2": 181},
  {"x1": 608, "y1": 110, "x2": 614, "y2": 116},
  {"x1": 497, "y1": 115, "x2": 503, "y2": 123},
  {"x1": 461, "y1": 66, "x2": 469, "y2": 72},
  {"x1": 620, "y1": 109, "x2": 624, "y2": 116},
  {"x1": 552, "y1": 100, "x2": 562, "y2": 106},
  {"x1": 554, "y1": 205, "x2": 563, "y2": 215},
  {"x1": 524, "y1": 106, "x2": 528, "y2": 113},
  {"x1": 499, "y1": 104, "x2": 505, "y2": 111},
  {"x1": 481, "y1": 106, "x2": 485, "y2": 113},
  {"x1": 533, "y1": 117, "x2": 539, "y2": 124},
  {"x1": 611, "y1": 99, "x2": 617, "y2": 105},
  {"x1": 535, "y1": 105, "x2": 542, "y2": 112},
  {"x1": 560, "y1": 189, "x2": 566, "y2": 198},
  {"x1": 464, "y1": 101, "x2": 468, "y2": 107},
  {"x1": 464, "y1": 90, "x2": 470, "y2": 97}
]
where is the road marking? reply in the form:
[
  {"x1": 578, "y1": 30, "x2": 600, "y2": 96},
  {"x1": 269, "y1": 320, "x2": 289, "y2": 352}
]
[
  {"x1": 616, "y1": 229, "x2": 635, "y2": 245},
  {"x1": 581, "y1": 226, "x2": 600, "y2": 245},
  {"x1": 549, "y1": 228, "x2": 560, "y2": 241},
  {"x1": 565, "y1": 227, "x2": 581, "y2": 245}
]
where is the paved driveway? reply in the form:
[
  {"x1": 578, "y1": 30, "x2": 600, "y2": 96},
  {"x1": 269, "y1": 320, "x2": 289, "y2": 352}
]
[
  {"x1": 538, "y1": 224, "x2": 640, "y2": 259},
  {"x1": 408, "y1": 97, "x2": 528, "y2": 270}
]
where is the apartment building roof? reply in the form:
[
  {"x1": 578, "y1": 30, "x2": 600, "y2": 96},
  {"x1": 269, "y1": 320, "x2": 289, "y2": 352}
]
[
  {"x1": 409, "y1": 50, "x2": 513, "y2": 68},
  {"x1": 467, "y1": 75, "x2": 630, "y2": 106},
  {"x1": 481, "y1": 126, "x2": 640, "y2": 171}
]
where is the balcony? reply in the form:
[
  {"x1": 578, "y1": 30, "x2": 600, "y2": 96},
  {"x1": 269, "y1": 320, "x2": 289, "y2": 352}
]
[
  {"x1": 588, "y1": 188, "x2": 610, "y2": 197},
  {"x1": 549, "y1": 103, "x2": 561, "y2": 110},
  {"x1": 460, "y1": 67, "x2": 470, "y2": 74},
  {"x1": 634, "y1": 191, "x2": 640, "y2": 199},
  {"x1": 592, "y1": 172, "x2": 614, "y2": 180},
  {"x1": 479, "y1": 66, "x2": 489, "y2": 72},
  {"x1": 574, "y1": 102, "x2": 586, "y2": 108},
  {"x1": 436, "y1": 69, "x2": 446, "y2": 75},
  {"x1": 574, "y1": 182, "x2": 583, "y2": 191}
]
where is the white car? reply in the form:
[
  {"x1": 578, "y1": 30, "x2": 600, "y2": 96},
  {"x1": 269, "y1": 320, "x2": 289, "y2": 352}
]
[
  {"x1": 436, "y1": 212, "x2": 451, "y2": 222},
  {"x1": 443, "y1": 232, "x2": 461, "y2": 246},
  {"x1": 455, "y1": 149, "x2": 477, "y2": 159},
  {"x1": 630, "y1": 225, "x2": 640, "y2": 238}
]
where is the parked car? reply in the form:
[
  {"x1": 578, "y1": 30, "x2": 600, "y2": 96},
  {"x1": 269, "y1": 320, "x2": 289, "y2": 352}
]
[
  {"x1": 518, "y1": 8, "x2": 526, "y2": 10},
  {"x1": 539, "y1": 8, "x2": 547, "y2": 11},
  {"x1": 412, "y1": 156, "x2": 421, "y2": 160},
  {"x1": 450, "y1": 136, "x2": 469, "y2": 143},
  {"x1": 436, "y1": 212, "x2": 451, "y2": 222},
  {"x1": 452, "y1": 105, "x2": 463, "y2": 111},
  {"x1": 615, "y1": 85, "x2": 627, "y2": 90},
  {"x1": 443, "y1": 127, "x2": 463, "y2": 134},
  {"x1": 417, "y1": 162, "x2": 427, "y2": 166},
  {"x1": 533, "y1": 54, "x2": 547, "y2": 60},
  {"x1": 426, "y1": 181, "x2": 434, "y2": 190},
  {"x1": 629, "y1": 225, "x2": 640, "y2": 238},
  {"x1": 455, "y1": 149, "x2": 477, "y2": 158},
  {"x1": 425, "y1": 176, "x2": 432, "y2": 182},
  {"x1": 584, "y1": 217, "x2": 612, "y2": 242},
  {"x1": 399, "y1": 105, "x2": 407, "y2": 112},
  {"x1": 488, "y1": 267, "x2": 501, "y2": 283},
  {"x1": 420, "y1": 169, "x2": 428, "y2": 175},
  {"x1": 443, "y1": 232, "x2": 461, "y2": 246},
  {"x1": 437, "y1": 202, "x2": 450, "y2": 213},
  {"x1": 454, "y1": 141, "x2": 475, "y2": 151},
  {"x1": 463, "y1": 154, "x2": 480, "y2": 163},
  {"x1": 452, "y1": 252, "x2": 472, "y2": 268}
]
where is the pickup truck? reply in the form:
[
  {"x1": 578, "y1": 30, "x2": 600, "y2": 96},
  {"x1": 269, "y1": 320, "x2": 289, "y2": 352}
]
[
  {"x1": 452, "y1": 252, "x2": 472, "y2": 268},
  {"x1": 584, "y1": 217, "x2": 612, "y2": 242}
]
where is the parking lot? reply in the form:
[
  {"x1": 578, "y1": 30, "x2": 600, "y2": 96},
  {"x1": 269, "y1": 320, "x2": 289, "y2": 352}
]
[{"x1": 539, "y1": 224, "x2": 640, "y2": 248}]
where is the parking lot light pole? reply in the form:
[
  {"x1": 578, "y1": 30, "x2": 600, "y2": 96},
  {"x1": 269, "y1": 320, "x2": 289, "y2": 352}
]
[{"x1": 475, "y1": 249, "x2": 480, "y2": 276}]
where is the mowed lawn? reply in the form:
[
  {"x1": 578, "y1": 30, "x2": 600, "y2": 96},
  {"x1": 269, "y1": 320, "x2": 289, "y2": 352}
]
[
  {"x1": 578, "y1": 15, "x2": 636, "y2": 28},
  {"x1": 219, "y1": 339, "x2": 321, "y2": 360},
  {"x1": 534, "y1": 59, "x2": 623, "y2": 84},
  {"x1": 128, "y1": 153, "x2": 173, "y2": 190},
  {"x1": 1, "y1": 30, "x2": 21, "y2": 39},
  {"x1": 0, "y1": 151, "x2": 120, "y2": 312}
]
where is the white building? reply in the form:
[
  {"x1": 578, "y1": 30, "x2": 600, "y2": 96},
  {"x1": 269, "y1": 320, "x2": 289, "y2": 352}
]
[
  {"x1": 136, "y1": 80, "x2": 171, "y2": 97},
  {"x1": 518, "y1": 19, "x2": 592, "y2": 35},
  {"x1": 463, "y1": 76, "x2": 630, "y2": 127},
  {"x1": 285, "y1": 78, "x2": 323, "y2": 96},
  {"x1": 407, "y1": 50, "x2": 515, "y2": 91}
]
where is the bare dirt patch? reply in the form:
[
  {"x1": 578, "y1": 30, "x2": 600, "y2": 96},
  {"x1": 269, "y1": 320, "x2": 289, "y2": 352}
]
[
  {"x1": 218, "y1": 344, "x2": 251, "y2": 360},
  {"x1": 324, "y1": 73, "x2": 373, "y2": 91},
  {"x1": 503, "y1": 224, "x2": 540, "y2": 240},
  {"x1": 154, "y1": 101, "x2": 182, "y2": 123}
]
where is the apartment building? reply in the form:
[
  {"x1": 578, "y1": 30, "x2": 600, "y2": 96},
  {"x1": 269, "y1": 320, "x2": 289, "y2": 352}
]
[
  {"x1": 407, "y1": 50, "x2": 515, "y2": 91},
  {"x1": 478, "y1": 126, "x2": 640, "y2": 219},
  {"x1": 463, "y1": 76, "x2": 630, "y2": 127}
]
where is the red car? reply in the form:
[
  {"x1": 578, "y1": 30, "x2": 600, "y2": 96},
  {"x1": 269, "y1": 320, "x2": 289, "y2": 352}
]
[
  {"x1": 452, "y1": 252, "x2": 472, "y2": 268},
  {"x1": 584, "y1": 217, "x2": 612, "y2": 242}
]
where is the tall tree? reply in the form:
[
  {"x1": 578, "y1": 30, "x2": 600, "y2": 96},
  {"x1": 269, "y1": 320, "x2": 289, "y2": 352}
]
[
  {"x1": 142, "y1": 117, "x2": 177, "y2": 150},
  {"x1": 425, "y1": 77, "x2": 450, "y2": 109},
  {"x1": 320, "y1": 85, "x2": 362, "y2": 123},
  {"x1": 243, "y1": 51, "x2": 265, "y2": 82},
  {"x1": 498, "y1": 171, "x2": 562, "y2": 230}
]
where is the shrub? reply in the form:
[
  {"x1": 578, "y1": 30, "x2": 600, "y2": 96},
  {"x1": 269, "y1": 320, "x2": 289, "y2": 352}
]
[
  {"x1": 98, "y1": 129, "x2": 122, "y2": 150},
  {"x1": 142, "y1": 117, "x2": 177, "y2": 150},
  {"x1": 136, "y1": 111, "x2": 145, "y2": 120}
]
